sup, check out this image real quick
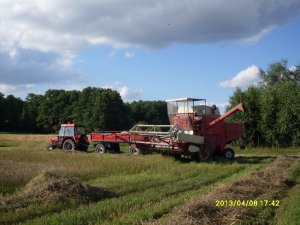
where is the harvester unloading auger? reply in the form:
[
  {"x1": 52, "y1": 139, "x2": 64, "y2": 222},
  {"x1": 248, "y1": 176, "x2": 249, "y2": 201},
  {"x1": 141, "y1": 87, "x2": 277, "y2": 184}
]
[{"x1": 91, "y1": 98, "x2": 244, "y2": 162}]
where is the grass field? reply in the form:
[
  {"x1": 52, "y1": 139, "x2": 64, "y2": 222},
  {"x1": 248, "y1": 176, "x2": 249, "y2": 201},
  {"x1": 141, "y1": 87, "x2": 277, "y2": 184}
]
[{"x1": 0, "y1": 134, "x2": 299, "y2": 225}]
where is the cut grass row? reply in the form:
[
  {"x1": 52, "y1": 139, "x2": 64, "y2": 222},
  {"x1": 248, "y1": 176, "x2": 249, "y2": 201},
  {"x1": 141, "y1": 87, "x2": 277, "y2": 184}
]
[{"x1": 21, "y1": 161, "x2": 268, "y2": 225}]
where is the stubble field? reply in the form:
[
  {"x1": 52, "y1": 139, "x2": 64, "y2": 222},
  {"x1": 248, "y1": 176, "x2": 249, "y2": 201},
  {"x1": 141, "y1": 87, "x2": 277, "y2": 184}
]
[{"x1": 0, "y1": 133, "x2": 299, "y2": 225}]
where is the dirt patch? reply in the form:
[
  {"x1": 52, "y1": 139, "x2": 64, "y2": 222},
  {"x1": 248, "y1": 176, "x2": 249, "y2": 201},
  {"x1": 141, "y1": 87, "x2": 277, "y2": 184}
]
[
  {"x1": 147, "y1": 156, "x2": 299, "y2": 225},
  {"x1": 0, "y1": 171, "x2": 115, "y2": 210}
]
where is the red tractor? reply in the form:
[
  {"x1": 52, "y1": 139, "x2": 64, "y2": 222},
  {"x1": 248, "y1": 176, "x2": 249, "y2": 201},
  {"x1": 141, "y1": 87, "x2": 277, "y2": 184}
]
[{"x1": 48, "y1": 124, "x2": 89, "y2": 151}]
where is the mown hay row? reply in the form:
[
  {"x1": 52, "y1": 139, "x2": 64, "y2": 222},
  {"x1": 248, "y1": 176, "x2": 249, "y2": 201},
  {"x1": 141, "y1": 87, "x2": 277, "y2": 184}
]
[
  {"x1": 0, "y1": 170, "x2": 115, "y2": 211},
  {"x1": 148, "y1": 156, "x2": 299, "y2": 225}
]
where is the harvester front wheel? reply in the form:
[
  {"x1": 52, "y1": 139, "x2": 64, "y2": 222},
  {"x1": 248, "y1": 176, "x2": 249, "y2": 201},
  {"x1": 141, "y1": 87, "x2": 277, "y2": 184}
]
[
  {"x1": 62, "y1": 139, "x2": 75, "y2": 151},
  {"x1": 95, "y1": 143, "x2": 106, "y2": 154},
  {"x1": 129, "y1": 144, "x2": 140, "y2": 156},
  {"x1": 198, "y1": 140, "x2": 212, "y2": 162},
  {"x1": 224, "y1": 148, "x2": 235, "y2": 160}
]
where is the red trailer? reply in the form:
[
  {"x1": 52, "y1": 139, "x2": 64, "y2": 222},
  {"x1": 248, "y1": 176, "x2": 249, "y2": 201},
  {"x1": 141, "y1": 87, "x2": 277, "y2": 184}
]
[{"x1": 90, "y1": 98, "x2": 244, "y2": 162}]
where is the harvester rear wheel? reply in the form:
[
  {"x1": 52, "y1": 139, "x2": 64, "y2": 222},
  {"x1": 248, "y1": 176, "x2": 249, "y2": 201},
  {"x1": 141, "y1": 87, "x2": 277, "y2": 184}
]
[
  {"x1": 129, "y1": 144, "x2": 140, "y2": 156},
  {"x1": 198, "y1": 140, "x2": 212, "y2": 162},
  {"x1": 62, "y1": 139, "x2": 75, "y2": 151},
  {"x1": 95, "y1": 143, "x2": 106, "y2": 154},
  {"x1": 224, "y1": 148, "x2": 235, "y2": 160}
]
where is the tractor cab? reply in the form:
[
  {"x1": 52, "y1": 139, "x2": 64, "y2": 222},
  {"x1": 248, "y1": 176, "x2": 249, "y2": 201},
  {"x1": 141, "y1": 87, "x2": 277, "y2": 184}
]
[
  {"x1": 58, "y1": 124, "x2": 86, "y2": 137},
  {"x1": 48, "y1": 124, "x2": 89, "y2": 151}
]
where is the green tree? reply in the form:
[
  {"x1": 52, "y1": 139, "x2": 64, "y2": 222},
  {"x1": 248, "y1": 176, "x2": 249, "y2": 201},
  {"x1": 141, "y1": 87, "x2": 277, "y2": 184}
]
[
  {"x1": 22, "y1": 93, "x2": 45, "y2": 132},
  {"x1": 2, "y1": 95, "x2": 24, "y2": 131},
  {"x1": 227, "y1": 86, "x2": 263, "y2": 146},
  {"x1": 0, "y1": 92, "x2": 5, "y2": 130},
  {"x1": 227, "y1": 59, "x2": 300, "y2": 147},
  {"x1": 129, "y1": 100, "x2": 169, "y2": 125},
  {"x1": 36, "y1": 90, "x2": 80, "y2": 132}
]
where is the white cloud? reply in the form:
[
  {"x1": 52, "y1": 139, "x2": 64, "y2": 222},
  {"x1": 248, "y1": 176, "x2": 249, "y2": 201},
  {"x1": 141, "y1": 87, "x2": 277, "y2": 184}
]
[
  {"x1": 0, "y1": 83, "x2": 35, "y2": 95},
  {"x1": 125, "y1": 51, "x2": 135, "y2": 58},
  {"x1": 0, "y1": 48, "x2": 86, "y2": 97},
  {"x1": 117, "y1": 86, "x2": 143, "y2": 101},
  {"x1": 243, "y1": 26, "x2": 275, "y2": 43},
  {"x1": 101, "y1": 82, "x2": 143, "y2": 101},
  {"x1": 219, "y1": 65, "x2": 261, "y2": 88},
  {"x1": 0, "y1": 0, "x2": 299, "y2": 97},
  {"x1": 1, "y1": 0, "x2": 299, "y2": 53}
]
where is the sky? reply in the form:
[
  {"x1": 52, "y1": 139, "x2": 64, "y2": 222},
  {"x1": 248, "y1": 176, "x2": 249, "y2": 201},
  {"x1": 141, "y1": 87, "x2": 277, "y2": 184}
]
[{"x1": 0, "y1": 0, "x2": 300, "y2": 111}]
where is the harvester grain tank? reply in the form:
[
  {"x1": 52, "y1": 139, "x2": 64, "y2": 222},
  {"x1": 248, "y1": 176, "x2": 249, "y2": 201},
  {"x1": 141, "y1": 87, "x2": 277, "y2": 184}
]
[{"x1": 91, "y1": 97, "x2": 244, "y2": 162}]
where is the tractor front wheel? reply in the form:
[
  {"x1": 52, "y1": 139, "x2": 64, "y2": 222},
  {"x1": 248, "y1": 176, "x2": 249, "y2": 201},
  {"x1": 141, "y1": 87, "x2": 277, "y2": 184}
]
[
  {"x1": 129, "y1": 144, "x2": 140, "y2": 156},
  {"x1": 95, "y1": 143, "x2": 106, "y2": 154},
  {"x1": 47, "y1": 145, "x2": 56, "y2": 150},
  {"x1": 63, "y1": 139, "x2": 75, "y2": 151},
  {"x1": 224, "y1": 148, "x2": 235, "y2": 160}
]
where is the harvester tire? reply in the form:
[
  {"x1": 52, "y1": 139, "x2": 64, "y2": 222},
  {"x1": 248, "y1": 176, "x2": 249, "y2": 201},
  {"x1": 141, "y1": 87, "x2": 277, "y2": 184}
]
[
  {"x1": 129, "y1": 144, "x2": 140, "y2": 156},
  {"x1": 95, "y1": 143, "x2": 106, "y2": 154},
  {"x1": 224, "y1": 148, "x2": 235, "y2": 160},
  {"x1": 62, "y1": 139, "x2": 75, "y2": 151},
  {"x1": 197, "y1": 140, "x2": 212, "y2": 162}
]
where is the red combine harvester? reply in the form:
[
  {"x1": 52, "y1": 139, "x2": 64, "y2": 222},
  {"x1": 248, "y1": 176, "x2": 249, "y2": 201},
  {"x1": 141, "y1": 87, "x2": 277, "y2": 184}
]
[
  {"x1": 91, "y1": 98, "x2": 244, "y2": 162},
  {"x1": 48, "y1": 124, "x2": 89, "y2": 151}
]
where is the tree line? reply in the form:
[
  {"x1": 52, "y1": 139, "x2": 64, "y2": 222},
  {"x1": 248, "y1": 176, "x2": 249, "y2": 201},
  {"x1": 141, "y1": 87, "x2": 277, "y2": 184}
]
[
  {"x1": 0, "y1": 87, "x2": 169, "y2": 133},
  {"x1": 227, "y1": 60, "x2": 300, "y2": 147}
]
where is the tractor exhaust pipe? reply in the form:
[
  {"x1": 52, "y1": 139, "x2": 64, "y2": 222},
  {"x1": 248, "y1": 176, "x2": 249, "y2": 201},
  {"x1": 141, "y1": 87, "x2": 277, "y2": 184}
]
[{"x1": 205, "y1": 103, "x2": 244, "y2": 130}]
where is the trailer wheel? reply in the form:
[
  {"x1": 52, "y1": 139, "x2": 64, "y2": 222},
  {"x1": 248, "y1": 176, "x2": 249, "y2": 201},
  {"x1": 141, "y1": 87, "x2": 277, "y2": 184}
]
[
  {"x1": 95, "y1": 143, "x2": 106, "y2": 154},
  {"x1": 63, "y1": 139, "x2": 75, "y2": 151},
  {"x1": 198, "y1": 140, "x2": 212, "y2": 162},
  {"x1": 129, "y1": 144, "x2": 140, "y2": 156},
  {"x1": 224, "y1": 148, "x2": 235, "y2": 160}
]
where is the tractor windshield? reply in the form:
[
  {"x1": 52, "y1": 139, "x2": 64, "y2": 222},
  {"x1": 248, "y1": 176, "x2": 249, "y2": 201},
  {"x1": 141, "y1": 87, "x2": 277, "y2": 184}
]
[{"x1": 75, "y1": 126, "x2": 86, "y2": 135}]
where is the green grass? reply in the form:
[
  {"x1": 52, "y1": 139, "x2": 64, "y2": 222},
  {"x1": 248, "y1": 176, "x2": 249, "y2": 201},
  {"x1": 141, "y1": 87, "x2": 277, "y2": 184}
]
[
  {"x1": 0, "y1": 133, "x2": 299, "y2": 225},
  {"x1": 235, "y1": 146, "x2": 300, "y2": 156},
  {"x1": 272, "y1": 162, "x2": 300, "y2": 225}
]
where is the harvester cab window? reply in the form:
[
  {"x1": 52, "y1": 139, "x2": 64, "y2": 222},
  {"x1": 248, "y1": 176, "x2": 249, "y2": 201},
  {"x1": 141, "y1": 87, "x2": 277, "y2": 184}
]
[{"x1": 166, "y1": 98, "x2": 206, "y2": 123}]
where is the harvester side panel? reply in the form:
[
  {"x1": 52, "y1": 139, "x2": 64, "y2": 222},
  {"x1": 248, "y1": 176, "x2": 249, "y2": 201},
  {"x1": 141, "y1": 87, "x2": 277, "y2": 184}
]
[{"x1": 225, "y1": 123, "x2": 244, "y2": 144}]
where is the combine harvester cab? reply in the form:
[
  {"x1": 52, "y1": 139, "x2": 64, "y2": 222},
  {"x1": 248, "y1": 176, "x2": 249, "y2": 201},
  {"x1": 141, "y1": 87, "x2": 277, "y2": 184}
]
[{"x1": 90, "y1": 98, "x2": 244, "y2": 162}]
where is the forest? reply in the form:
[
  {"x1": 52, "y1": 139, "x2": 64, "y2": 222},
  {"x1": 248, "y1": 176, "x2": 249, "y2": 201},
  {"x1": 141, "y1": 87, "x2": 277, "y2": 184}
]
[
  {"x1": 0, "y1": 60, "x2": 299, "y2": 147},
  {"x1": 0, "y1": 88, "x2": 168, "y2": 133}
]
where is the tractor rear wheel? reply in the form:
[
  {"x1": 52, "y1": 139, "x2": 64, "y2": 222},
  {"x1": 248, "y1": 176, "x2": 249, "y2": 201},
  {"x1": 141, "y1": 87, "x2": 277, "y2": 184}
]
[
  {"x1": 63, "y1": 139, "x2": 75, "y2": 151},
  {"x1": 95, "y1": 143, "x2": 106, "y2": 154},
  {"x1": 195, "y1": 140, "x2": 212, "y2": 162},
  {"x1": 224, "y1": 148, "x2": 235, "y2": 160},
  {"x1": 129, "y1": 144, "x2": 140, "y2": 156}
]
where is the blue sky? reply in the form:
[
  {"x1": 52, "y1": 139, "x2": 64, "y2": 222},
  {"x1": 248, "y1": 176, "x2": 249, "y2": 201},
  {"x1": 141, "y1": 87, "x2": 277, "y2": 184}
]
[{"x1": 0, "y1": 0, "x2": 300, "y2": 111}]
